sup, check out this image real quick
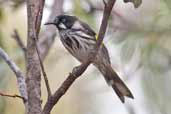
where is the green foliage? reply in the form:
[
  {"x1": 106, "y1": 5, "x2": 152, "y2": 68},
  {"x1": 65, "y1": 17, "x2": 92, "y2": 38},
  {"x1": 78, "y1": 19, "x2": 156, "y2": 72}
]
[{"x1": 163, "y1": 0, "x2": 171, "y2": 10}]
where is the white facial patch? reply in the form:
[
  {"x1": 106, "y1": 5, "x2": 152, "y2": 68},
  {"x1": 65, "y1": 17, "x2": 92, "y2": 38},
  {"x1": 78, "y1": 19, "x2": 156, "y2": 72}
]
[
  {"x1": 58, "y1": 23, "x2": 67, "y2": 29},
  {"x1": 72, "y1": 21, "x2": 83, "y2": 29}
]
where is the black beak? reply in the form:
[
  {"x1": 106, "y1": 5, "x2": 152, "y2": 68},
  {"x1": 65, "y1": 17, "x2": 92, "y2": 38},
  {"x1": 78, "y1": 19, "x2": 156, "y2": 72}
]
[
  {"x1": 44, "y1": 22, "x2": 56, "y2": 25},
  {"x1": 44, "y1": 17, "x2": 59, "y2": 26}
]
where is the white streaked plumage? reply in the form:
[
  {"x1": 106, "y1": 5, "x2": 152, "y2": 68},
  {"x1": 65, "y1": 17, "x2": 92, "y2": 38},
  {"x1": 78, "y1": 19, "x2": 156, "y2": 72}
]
[{"x1": 72, "y1": 21, "x2": 83, "y2": 29}]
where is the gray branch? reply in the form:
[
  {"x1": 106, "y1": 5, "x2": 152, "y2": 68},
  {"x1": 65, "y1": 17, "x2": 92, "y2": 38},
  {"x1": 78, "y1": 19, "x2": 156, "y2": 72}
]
[{"x1": 0, "y1": 47, "x2": 28, "y2": 113}]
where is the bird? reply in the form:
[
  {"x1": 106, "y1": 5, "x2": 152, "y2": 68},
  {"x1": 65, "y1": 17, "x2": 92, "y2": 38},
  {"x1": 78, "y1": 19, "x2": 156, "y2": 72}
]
[{"x1": 45, "y1": 15, "x2": 134, "y2": 103}]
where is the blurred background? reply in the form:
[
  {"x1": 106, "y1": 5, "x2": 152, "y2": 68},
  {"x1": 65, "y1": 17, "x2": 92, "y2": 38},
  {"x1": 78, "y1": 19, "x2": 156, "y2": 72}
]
[{"x1": 0, "y1": 0, "x2": 171, "y2": 114}]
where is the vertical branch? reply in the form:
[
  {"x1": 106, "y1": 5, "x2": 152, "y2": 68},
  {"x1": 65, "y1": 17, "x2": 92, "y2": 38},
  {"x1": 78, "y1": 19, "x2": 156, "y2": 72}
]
[
  {"x1": 34, "y1": 0, "x2": 52, "y2": 98},
  {"x1": 35, "y1": 0, "x2": 45, "y2": 35},
  {"x1": 1, "y1": 0, "x2": 63, "y2": 114},
  {"x1": 26, "y1": 0, "x2": 64, "y2": 113},
  {"x1": 95, "y1": 0, "x2": 116, "y2": 47},
  {"x1": 35, "y1": 40, "x2": 52, "y2": 98},
  {"x1": 26, "y1": 0, "x2": 42, "y2": 114}
]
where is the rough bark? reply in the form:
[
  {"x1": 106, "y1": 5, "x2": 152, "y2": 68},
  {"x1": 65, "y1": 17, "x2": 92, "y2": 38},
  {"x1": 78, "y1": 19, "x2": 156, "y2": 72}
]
[
  {"x1": 26, "y1": 0, "x2": 64, "y2": 113},
  {"x1": 26, "y1": 0, "x2": 43, "y2": 114}
]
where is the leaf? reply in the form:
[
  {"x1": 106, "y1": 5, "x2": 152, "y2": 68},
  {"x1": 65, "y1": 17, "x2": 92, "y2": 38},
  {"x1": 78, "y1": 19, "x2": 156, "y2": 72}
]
[{"x1": 123, "y1": 0, "x2": 142, "y2": 8}]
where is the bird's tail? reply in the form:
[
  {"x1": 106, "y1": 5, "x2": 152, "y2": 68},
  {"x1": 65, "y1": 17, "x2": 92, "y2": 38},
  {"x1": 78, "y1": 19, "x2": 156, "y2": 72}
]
[{"x1": 96, "y1": 64, "x2": 134, "y2": 103}]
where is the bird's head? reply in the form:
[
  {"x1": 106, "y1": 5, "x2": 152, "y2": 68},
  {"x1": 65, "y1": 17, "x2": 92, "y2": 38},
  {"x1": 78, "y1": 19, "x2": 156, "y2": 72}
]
[
  {"x1": 44, "y1": 15, "x2": 78, "y2": 30},
  {"x1": 45, "y1": 15, "x2": 96, "y2": 36}
]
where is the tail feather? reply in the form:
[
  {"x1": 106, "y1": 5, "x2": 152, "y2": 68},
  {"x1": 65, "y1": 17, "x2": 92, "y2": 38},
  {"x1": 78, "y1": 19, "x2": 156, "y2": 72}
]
[
  {"x1": 111, "y1": 82, "x2": 125, "y2": 102},
  {"x1": 111, "y1": 80, "x2": 134, "y2": 103},
  {"x1": 97, "y1": 64, "x2": 134, "y2": 103}
]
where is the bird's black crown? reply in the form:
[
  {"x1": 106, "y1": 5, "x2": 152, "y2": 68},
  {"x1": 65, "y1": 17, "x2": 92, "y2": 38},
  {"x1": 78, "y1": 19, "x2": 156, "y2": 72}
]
[{"x1": 45, "y1": 15, "x2": 77, "y2": 30}]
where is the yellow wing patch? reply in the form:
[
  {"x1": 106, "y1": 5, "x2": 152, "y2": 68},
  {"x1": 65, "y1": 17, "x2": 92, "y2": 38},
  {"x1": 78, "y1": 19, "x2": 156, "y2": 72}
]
[
  {"x1": 95, "y1": 34, "x2": 98, "y2": 40},
  {"x1": 95, "y1": 34, "x2": 104, "y2": 45}
]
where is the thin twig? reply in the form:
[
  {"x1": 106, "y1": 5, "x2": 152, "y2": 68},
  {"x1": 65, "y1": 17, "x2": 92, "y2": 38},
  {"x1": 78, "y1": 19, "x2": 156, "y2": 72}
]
[
  {"x1": 35, "y1": 0, "x2": 45, "y2": 35},
  {"x1": 35, "y1": 38, "x2": 52, "y2": 98},
  {"x1": 42, "y1": 0, "x2": 116, "y2": 114},
  {"x1": 12, "y1": 29, "x2": 27, "y2": 53},
  {"x1": 34, "y1": 0, "x2": 52, "y2": 98},
  {"x1": 0, "y1": 92, "x2": 24, "y2": 100}
]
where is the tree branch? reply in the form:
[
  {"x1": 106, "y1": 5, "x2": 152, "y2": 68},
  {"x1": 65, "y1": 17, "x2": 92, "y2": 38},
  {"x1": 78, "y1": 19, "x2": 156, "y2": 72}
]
[
  {"x1": 1, "y1": 0, "x2": 63, "y2": 114},
  {"x1": 34, "y1": 0, "x2": 52, "y2": 99},
  {"x1": 34, "y1": 0, "x2": 64, "y2": 101},
  {"x1": 42, "y1": 0, "x2": 116, "y2": 114},
  {"x1": 35, "y1": 38, "x2": 52, "y2": 98},
  {"x1": 35, "y1": 0, "x2": 45, "y2": 35},
  {"x1": 0, "y1": 92, "x2": 24, "y2": 100},
  {"x1": 0, "y1": 47, "x2": 28, "y2": 112},
  {"x1": 32, "y1": 0, "x2": 64, "y2": 99},
  {"x1": 26, "y1": 0, "x2": 43, "y2": 113},
  {"x1": 12, "y1": 29, "x2": 27, "y2": 55},
  {"x1": 42, "y1": 62, "x2": 90, "y2": 114},
  {"x1": 0, "y1": 48, "x2": 28, "y2": 101}
]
